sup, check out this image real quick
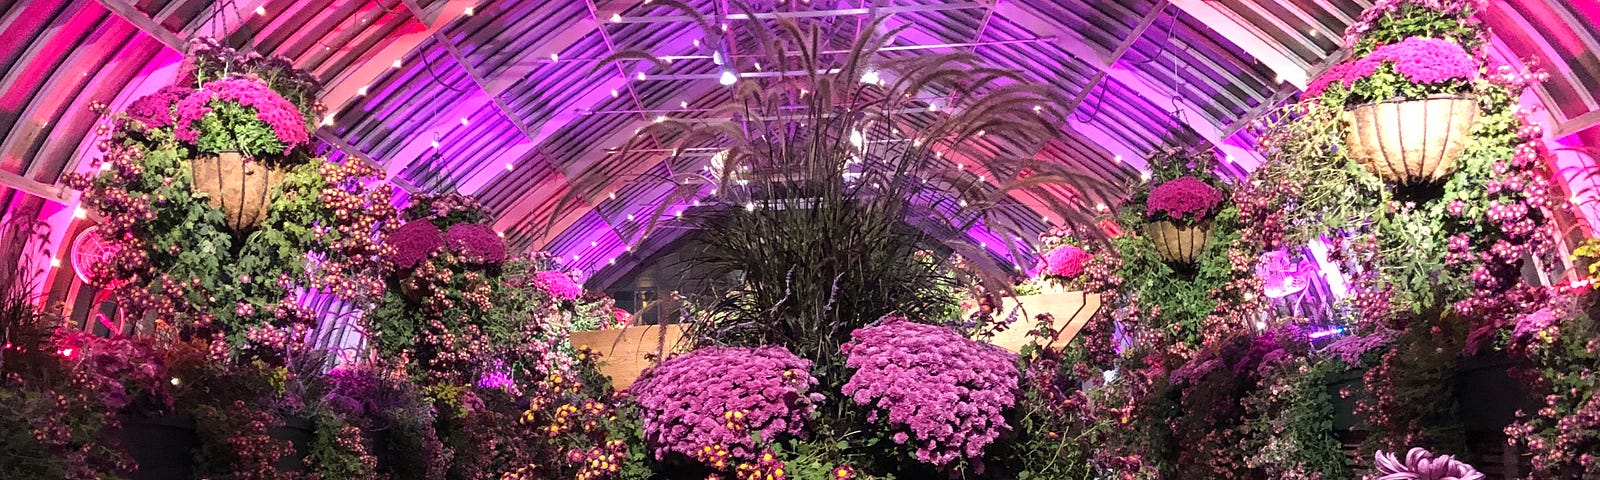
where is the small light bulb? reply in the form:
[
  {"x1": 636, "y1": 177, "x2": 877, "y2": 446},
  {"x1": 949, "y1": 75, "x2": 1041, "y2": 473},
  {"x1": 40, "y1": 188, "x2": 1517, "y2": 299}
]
[
  {"x1": 860, "y1": 69, "x2": 880, "y2": 84},
  {"x1": 610, "y1": 13, "x2": 622, "y2": 22},
  {"x1": 464, "y1": 6, "x2": 474, "y2": 15},
  {"x1": 549, "y1": 53, "x2": 559, "y2": 61},
  {"x1": 591, "y1": 241, "x2": 598, "y2": 247},
  {"x1": 356, "y1": 85, "x2": 368, "y2": 96},
  {"x1": 392, "y1": 59, "x2": 402, "y2": 68},
  {"x1": 745, "y1": 202, "x2": 756, "y2": 211},
  {"x1": 255, "y1": 6, "x2": 266, "y2": 15},
  {"x1": 460, "y1": 117, "x2": 470, "y2": 126},
  {"x1": 504, "y1": 163, "x2": 515, "y2": 171},
  {"x1": 73, "y1": 206, "x2": 87, "y2": 219},
  {"x1": 610, "y1": 89, "x2": 620, "y2": 98},
  {"x1": 719, "y1": 70, "x2": 737, "y2": 85},
  {"x1": 497, "y1": 231, "x2": 505, "y2": 238},
  {"x1": 431, "y1": 140, "x2": 441, "y2": 148},
  {"x1": 49, "y1": 257, "x2": 60, "y2": 268},
  {"x1": 636, "y1": 72, "x2": 647, "y2": 81},
  {"x1": 609, "y1": 258, "x2": 616, "y2": 265}
]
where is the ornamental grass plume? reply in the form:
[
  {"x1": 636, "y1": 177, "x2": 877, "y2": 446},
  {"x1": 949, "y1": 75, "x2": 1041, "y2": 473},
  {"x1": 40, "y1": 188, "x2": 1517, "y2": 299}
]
[
  {"x1": 383, "y1": 221, "x2": 445, "y2": 270},
  {"x1": 445, "y1": 223, "x2": 508, "y2": 264},
  {"x1": 840, "y1": 318, "x2": 1019, "y2": 469},
  {"x1": 1146, "y1": 176, "x2": 1224, "y2": 223},
  {"x1": 629, "y1": 346, "x2": 822, "y2": 464},
  {"x1": 1366, "y1": 447, "x2": 1485, "y2": 480}
]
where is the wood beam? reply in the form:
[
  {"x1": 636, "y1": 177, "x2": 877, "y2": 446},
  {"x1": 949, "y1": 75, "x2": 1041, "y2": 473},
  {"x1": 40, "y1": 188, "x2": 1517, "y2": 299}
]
[{"x1": 1557, "y1": 110, "x2": 1600, "y2": 139}]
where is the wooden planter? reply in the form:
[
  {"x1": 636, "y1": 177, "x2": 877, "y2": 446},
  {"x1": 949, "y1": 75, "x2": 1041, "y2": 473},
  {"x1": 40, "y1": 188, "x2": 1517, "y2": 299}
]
[
  {"x1": 1344, "y1": 95, "x2": 1480, "y2": 186},
  {"x1": 189, "y1": 151, "x2": 286, "y2": 231},
  {"x1": 1144, "y1": 219, "x2": 1212, "y2": 265},
  {"x1": 971, "y1": 288, "x2": 1102, "y2": 354},
  {"x1": 569, "y1": 324, "x2": 685, "y2": 390}
]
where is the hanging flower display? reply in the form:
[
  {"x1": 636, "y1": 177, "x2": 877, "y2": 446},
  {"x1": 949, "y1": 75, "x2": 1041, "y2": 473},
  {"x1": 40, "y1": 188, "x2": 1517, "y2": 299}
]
[
  {"x1": 1144, "y1": 176, "x2": 1225, "y2": 265},
  {"x1": 1039, "y1": 244, "x2": 1091, "y2": 281}
]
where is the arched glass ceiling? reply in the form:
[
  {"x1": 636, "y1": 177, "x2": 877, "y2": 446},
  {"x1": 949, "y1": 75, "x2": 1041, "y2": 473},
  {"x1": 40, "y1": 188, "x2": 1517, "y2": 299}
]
[{"x1": 2, "y1": 0, "x2": 1598, "y2": 286}]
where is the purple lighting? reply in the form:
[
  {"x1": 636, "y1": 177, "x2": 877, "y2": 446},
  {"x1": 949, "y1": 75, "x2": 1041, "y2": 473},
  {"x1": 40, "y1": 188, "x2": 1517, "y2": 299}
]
[{"x1": 1308, "y1": 326, "x2": 1346, "y2": 339}]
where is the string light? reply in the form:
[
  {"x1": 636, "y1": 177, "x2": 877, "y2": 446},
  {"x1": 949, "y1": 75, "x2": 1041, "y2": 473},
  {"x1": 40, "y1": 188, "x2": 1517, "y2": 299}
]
[
  {"x1": 464, "y1": 6, "x2": 474, "y2": 15},
  {"x1": 255, "y1": 5, "x2": 266, "y2": 15},
  {"x1": 392, "y1": 59, "x2": 402, "y2": 69},
  {"x1": 719, "y1": 70, "x2": 738, "y2": 85},
  {"x1": 549, "y1": 53, "x2": 559, "y2": 61},
  {"x1": 610, "y1": 13, "x2": 622, "y2": 22},
  {"x1": 860, "y1": 69, "x2": 880, "y2": 84}
]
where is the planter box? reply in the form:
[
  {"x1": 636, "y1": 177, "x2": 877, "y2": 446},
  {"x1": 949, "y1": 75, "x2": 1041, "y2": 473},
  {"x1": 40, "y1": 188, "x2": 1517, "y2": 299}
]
[
  {"x1": 975, "y1": 290, "x2": 1102, "y2": 354},
  {"x1": 569, "y1": 324, "x2": 685, "y2": 390}
]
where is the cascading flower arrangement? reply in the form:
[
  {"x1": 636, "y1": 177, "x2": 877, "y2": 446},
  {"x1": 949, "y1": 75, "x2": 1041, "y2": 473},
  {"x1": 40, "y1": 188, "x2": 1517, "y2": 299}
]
[
  {"x1": 629, "y1": 346, "x2": 822, "y2": 469},
  {"x1": 840, "y1": 318, "x2": 1019, "y2": 471},
  {"x1": 446, "y1": 223, "x2": 509, "y2": 265},
  {"x1": 67, "y1": 71, "x2": 397, "y2": 340},
  {"x1": 533, "y1": 270, "x2": 583, "y2": 302}
]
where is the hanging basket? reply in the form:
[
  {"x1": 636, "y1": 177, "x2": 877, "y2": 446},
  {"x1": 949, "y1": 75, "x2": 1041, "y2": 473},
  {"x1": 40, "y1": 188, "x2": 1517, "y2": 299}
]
[
  {"x1": 1344, "y1": 95, "x2": 1480, "y2": 186},
  {"x1": 1144, "y1": 219, "x2": 1212, "y2": 265},
  {"x1": 188, "y1": 151, "x2": 286, "y2": 232}
]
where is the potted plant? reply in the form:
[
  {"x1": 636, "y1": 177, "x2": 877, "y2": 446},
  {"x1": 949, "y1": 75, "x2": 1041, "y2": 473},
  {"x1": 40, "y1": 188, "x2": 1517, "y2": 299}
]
[
  {"x1": 173, "y1": 76, "x2": 312, "y2": 231},
  {"x1": 1309, "y1": 1, "x2": 1488, "y2": 186},
  {"x1": 1143, "y1": 175, "x2": 1224, "y2": 265}
]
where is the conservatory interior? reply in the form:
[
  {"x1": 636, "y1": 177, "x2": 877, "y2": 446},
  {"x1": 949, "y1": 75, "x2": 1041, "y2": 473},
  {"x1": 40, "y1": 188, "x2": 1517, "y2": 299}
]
[{"x1": 2, "y1": 0, "x2": 1600, "y2": 478}]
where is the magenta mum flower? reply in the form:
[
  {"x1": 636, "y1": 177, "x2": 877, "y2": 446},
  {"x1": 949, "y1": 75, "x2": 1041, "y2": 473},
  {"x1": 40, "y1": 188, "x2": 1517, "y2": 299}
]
[
  {"x1": 841, "y1": 318, "x2": 1019, "y2": 468},
  {"x1": 533, "y1": 270, "x2": 583, "y2": 301},
  {"x1": 1041, "y1": 244, "x2": 1090, "y2": 280},
  {"x1": 1367, "y1": 447, "x2": 1484, "y2": 480},
  {"x1": 444, "y1": 223, "x2": 507, "y2": 264},
  {"x1": 629, "y1": 346, "x2": 822, "y2": 463},
  {"x1": 1359, "y1": 37, "x2": 1478, "y2": 85},
  {"x1": 1146, "y1": 176, "x2": 1223, "y2": 223},
  {"x1": 174, "y1": 76, "x2": 310, "y2": 154},
  {"x1": 124, "y1": 85, "x2": 193, "y2": 130},
  {"x1": 383, "y1": 221, "x2": 445, "y2": 270}
]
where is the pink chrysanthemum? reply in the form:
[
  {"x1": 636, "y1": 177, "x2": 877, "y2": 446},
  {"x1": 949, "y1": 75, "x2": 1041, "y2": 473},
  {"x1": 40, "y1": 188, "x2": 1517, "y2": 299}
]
[
  {"x1": 174, "y1": 76, "x2": 310, "y2": 154},
  {"x1": 1146, "y1": 176, "x2": 1223, "y2": 222},
  {"x1": 533, "y1": 270, "x2": 583, "y2": 301},
  {"x1": 630, "y1": 346, "x2": 822, "y2": 463},
  {"x1": 841, "y1": 318, "x2": 1019, "y2": 468},
  {"x1": 124, "y1": 85, "x2": 193, "y2": 130},
  {"x1": 383, "y1": 221, "x2": 445, "y2": 270},
  {"x1": 444, "y1": 223, "x2": 507, "y2": 264},
  {"x1": 1041, "y1": 244, "x2": 1090, "y2": 280}
]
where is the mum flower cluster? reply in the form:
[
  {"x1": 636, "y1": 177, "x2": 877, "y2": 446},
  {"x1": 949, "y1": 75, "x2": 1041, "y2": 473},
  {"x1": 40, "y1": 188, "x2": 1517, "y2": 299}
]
[
  {"x1": 445, "y1": 223, "x2": 508, "y2": 264},
  {"x1": 1146, "y1": 176, "x2": 1224, "y2": 223},
  {"x1": 124, "y1": 85, "x2": 193, "y2": 130},
  {"x1": 1040, "y1": 244, "x2": 1091, "y2": 280},
  {"x1": 1308, "y1": 37, "x2": 1479, "y2": 100},
  {"x1": 840, "y1": 318, "x2": 1019, "y2": 468},
  {"x1": 174, "y1": 76, "x2": 310, "y2": 154},
  {"x1": 383, "y1": 221, "x2": 445, "y2": 270},
  {"x1": 629, "y1": 346, "x2": 822, "y2": 464},
  {"x1": 533, "y1": 270, "x2": 584, "y2": 301}
]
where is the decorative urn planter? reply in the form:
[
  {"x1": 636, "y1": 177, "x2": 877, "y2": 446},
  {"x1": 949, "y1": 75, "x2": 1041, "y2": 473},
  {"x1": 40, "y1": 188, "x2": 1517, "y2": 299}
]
[
  {"x1": 1344, "y1": 95, "x2": 1480, "y2": 186},
  {"x1": 1144, "y1": 219, "x2": 1212, "y2": 265},
  {"x1": 189, "y1": 151, "x2": 286, "y2": 231}
]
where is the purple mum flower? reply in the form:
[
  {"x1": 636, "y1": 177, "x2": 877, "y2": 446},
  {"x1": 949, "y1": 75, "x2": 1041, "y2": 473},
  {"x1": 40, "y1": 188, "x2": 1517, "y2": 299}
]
[
  {"x1": 174, "y1": 76, "x2": 310, "y2": 154},
  {"x1": 383, "y1": 221, "x2": 445, "y2": 270},
  {"x1": 1147, "y1": 176, "x2": 1223, "y2": 223},
  {"x1": 444, "y1": 223, "x2": 507, "y2": 264},
  {"x1": 629, "y1": 346, "x2": 821, "y2": 463},
  {"x1": 124, "y1": 85, "x2": 193, "y2": 130},
  {"x1": 533, "y1": 270, "x2": 583, "y2": 301}
]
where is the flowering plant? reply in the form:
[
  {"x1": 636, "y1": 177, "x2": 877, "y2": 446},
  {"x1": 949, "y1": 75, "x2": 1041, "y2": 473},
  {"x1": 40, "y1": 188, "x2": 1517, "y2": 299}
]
[
  {"x1": 445, "y1": 223, "x2": 508, "y2": 265},
  {"x1": 840, "y1": 318, "x2": 1018, "y2": 470},
  {"x1": 124, "y1": 85, "x2": 192, "y2": 133},
  {"x1": 1306, "y1": 36, "x2": 1479, "y2": 104},
  {"x1": 629, "y1": 346, "x2": 821, "y2": 466},
  {"x1": 1366, "y1": 447, "x2": 1484, "y2": 480},
  {"x1": 384, "y1": 221, "x2": 445, "y2": 270},
  {"x1": 174, "y1": 76, "x2": 311, "y2": 158},
  {"x1": 181, "y1": 37, "x2": 323, "y2": 128},
  {"x1": 1146, "y1": 176, "x2": 1224, "y2": 224},
  {"x1": 1038, "y1": 244, "x2": 1090, "y2": 283},
  {"x1": 534, "y1": 270, "x2": 584, "y2": 302},
  {"x1": 1342, "y1": 0, "x2": 1489, "y2": 56}
]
